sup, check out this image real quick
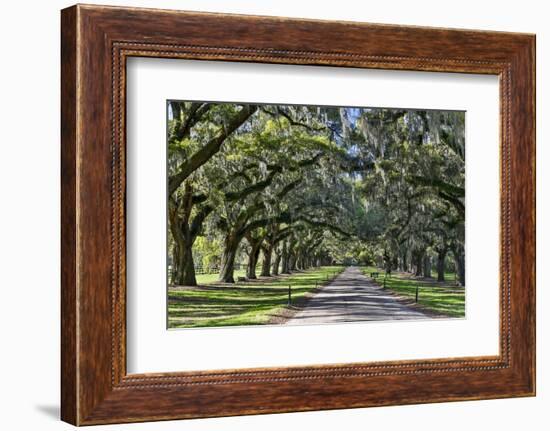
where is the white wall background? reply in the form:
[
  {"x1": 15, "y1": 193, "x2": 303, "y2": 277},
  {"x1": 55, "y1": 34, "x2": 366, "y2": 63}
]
[{"x1": 0, "y1": 0, "x2": 546, "y2": 429}]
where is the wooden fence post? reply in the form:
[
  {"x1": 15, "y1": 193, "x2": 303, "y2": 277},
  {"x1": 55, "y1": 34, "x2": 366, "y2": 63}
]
[{"x1": 288, "y1": 285, "x2": 292, "y2": 305}]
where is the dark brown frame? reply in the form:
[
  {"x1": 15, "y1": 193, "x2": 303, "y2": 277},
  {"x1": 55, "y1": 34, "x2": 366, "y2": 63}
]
[{"x1": 61, "y1": 4, "x2": 536, "y2": 426}]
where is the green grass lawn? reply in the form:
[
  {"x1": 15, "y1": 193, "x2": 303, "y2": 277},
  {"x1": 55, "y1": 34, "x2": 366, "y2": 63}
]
[
  {"x1": 168, "y1": 266, "x2": 344, "y2": 329},
  {"x1": 194, "y1": 269, "x2": 247, "y2": 285},
  {"x1": 430, "y1": 269, "x2": 457, "y2": 282},
  {"x1": 361, "y1": 266, "x2": 465, "y2": 318}
]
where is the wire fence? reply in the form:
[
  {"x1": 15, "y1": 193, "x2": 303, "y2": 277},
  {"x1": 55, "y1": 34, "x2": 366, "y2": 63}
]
[{"x1": 374, "y1": 271, "x2": 463, "y2": 303}]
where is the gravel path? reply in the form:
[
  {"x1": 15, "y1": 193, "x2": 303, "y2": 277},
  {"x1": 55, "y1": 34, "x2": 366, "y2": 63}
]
[{"x1": 285, "y1": 266, "x2": 430, "y2": 325}]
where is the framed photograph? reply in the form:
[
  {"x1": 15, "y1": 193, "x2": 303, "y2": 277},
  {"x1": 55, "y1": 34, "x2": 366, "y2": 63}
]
[{"x1": 61, "y1": 4, "x2": 535, "y2": 425}]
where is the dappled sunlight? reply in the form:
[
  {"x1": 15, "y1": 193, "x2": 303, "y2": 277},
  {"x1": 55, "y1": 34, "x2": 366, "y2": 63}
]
[
  {"x1": 167, "y1": 102, "x2": 465, "y2": 328},
  {"x1": 168, "y1": 265, "x2": 464, "y2": 329},
  {"x1": 168, "y1": 266, "x2": 344, "y2": 328},
  {"x1": 360, "y1": 266, "x2": 465, "y2": 317}
]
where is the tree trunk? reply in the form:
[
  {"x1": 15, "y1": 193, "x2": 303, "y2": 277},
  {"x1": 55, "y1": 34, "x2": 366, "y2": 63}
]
[
  {"x1": 219, "y1": 235, "x2": 239, "y2": 283},
  {"x1": 246, "y1": 245, "x2": 261, "y2": 279},
  {"x1": 296, "y1": 253, "x2": 303, "y2": 270},
  {"x1": 245, "y1": 232, "x2": 264, "y2": 280},
  {"x1": 168, "y1": 200, "x2": 198, "y2": 286},
  {"x1": 272, "y1": 251, "x2": 281, "y2": 276},
  {"x1": 281, "y1": 255, "x2": 289, "y2": 274},
  {"x1": 260, "y1": 246, "x2": 273, "y2": 277},
  {"x1": 169, "y1": 221, "x2": 197, "y2": 287},
  {"x1": 423, "y1": 255, "x2": 432, "y2": 278},
  {"x1": 281, "y1": 240, "x2": 290, "y2": 273},
  {"x1": 453, "y1": 246, "x2": 466, "y2": 286},
  {"x1": 383, "y1": 250, "x2": 392, "y2": 274},
  {"x1": 289, "y1": 253, "x2": 297, "y2": 271},
  {"x1": 437, "y1": 248, "x2": 447, "y2": 282},
  {"x1": 174, "y1": 239, "x2": 197, "y2": 285},
  {"x1": 414, "y1": 250, "x2": 424, "y2": 277},
  {"x1": 170, "y1": 242, "x2": 180, "y2": 285}
]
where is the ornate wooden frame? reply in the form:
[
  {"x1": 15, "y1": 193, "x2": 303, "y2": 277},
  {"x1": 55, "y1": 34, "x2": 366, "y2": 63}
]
[{"x1": 61, "y1": 4, "x2": 535, "y2": 425}]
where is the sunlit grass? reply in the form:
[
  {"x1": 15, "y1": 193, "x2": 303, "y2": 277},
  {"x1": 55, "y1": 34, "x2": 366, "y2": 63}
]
[
  {"x1": 194, "y1": 269, "x2": 247, "y2": 284},
  {"x1": 168, "y1": 266, "x2": 344, "y2": 329},
  {"x1": 361, "y1": 266, "x2": 465, "y2": 318},
  {"x1": 430, "y1": 269, "x2": 457, "y2": 282}
]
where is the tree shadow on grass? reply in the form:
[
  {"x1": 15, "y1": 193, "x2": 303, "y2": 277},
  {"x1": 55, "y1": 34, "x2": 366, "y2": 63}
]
[
  {"x1": 168, "y1": 287, "x2": 294, "y2": 321},
  {"x1": 167, "y1": 267, "x2": 344, "y2": 327}
]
